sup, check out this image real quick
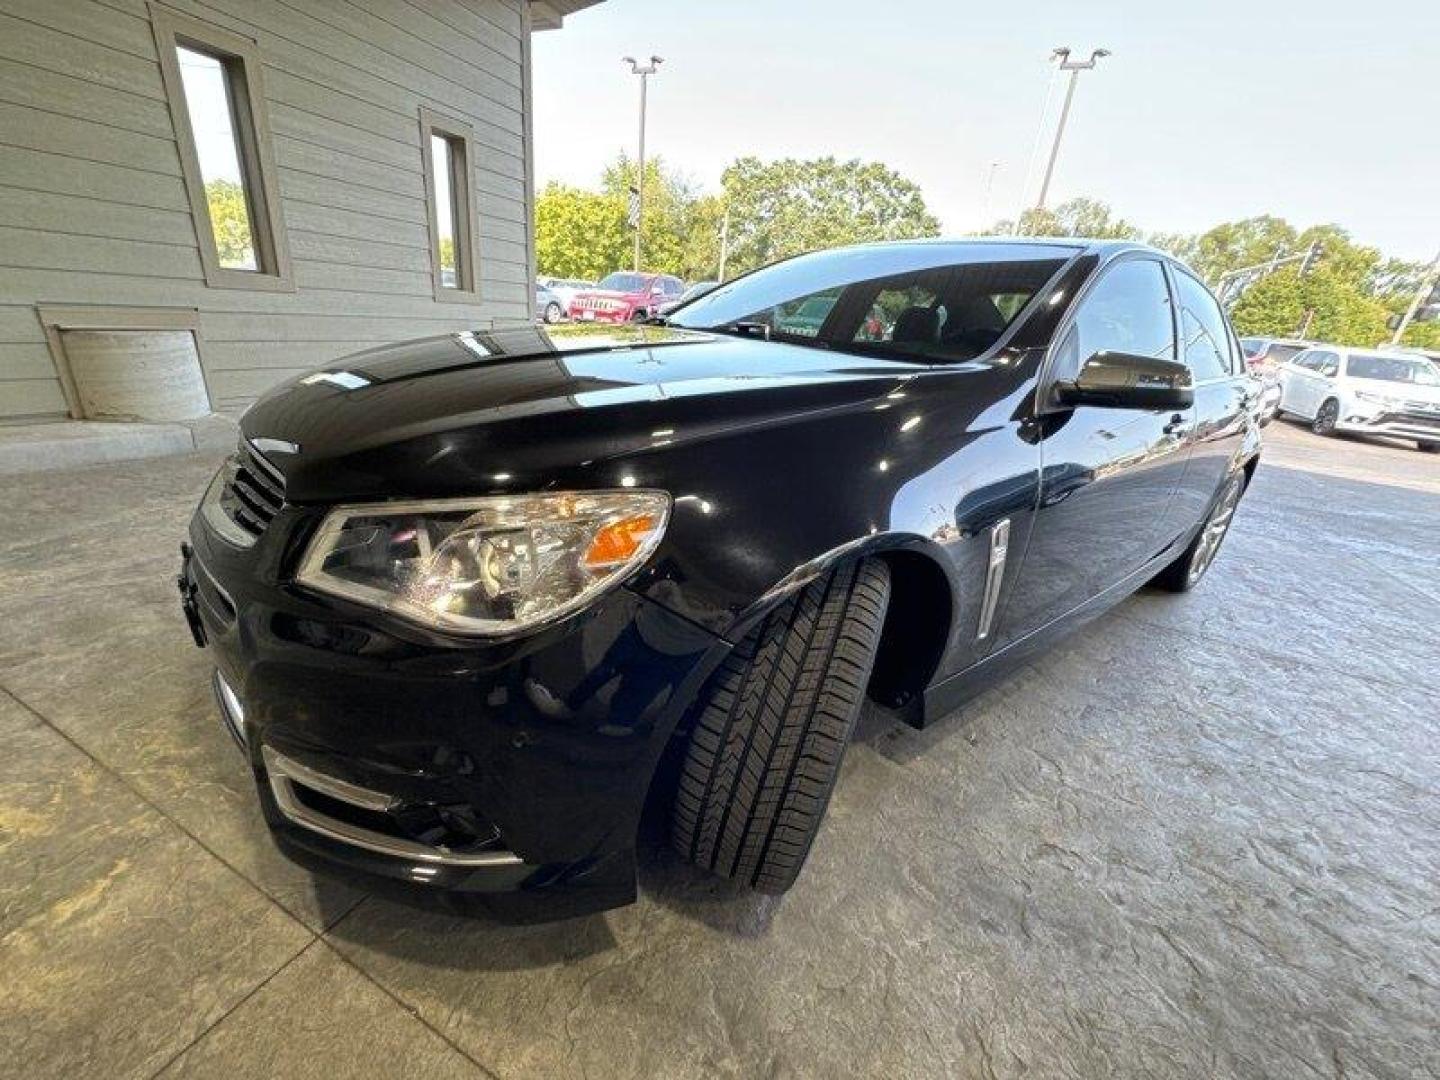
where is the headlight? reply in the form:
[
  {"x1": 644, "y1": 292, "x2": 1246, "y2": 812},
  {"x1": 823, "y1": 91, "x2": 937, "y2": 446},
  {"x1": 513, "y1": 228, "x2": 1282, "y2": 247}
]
[{"x1": 296, "y1": 490, "x2": 669, "y2": 636}]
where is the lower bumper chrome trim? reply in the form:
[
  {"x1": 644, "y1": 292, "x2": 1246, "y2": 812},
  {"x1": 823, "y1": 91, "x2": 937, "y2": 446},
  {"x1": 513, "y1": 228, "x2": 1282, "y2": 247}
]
[
  {"x1": 261, "y1": 746, "x2": 523, "y2": 868},
  {"x1": 212, "y1": 670, "x2": 246, "y2": 750}
]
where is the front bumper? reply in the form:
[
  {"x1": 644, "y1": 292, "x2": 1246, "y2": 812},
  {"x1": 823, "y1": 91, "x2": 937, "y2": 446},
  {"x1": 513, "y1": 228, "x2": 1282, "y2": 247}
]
[
  {"x1": 1334, "y1": 408, "x2": 1440, "y2": 444},
  {"x1": 181, "y1": 506, "x2": 725, "y2": 917},
  {"x1": 568, "y1": 308, "x2": 633, "y2": 323}
]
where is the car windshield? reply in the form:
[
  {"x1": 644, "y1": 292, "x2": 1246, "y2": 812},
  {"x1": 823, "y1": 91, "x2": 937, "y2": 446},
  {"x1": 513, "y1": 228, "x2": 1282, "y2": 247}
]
[
  {"x1": 668, "y1": 243, "x2": 1072, "y2": 363},
  {"x1": 1268, "y1": 344, "x2": 1306, "y2": 364},
  {"x1": 1346, "y1": 354, "x2": 1440, "y2": 385},
  {"x1": 597, "y1": 272, "x2": 649, "y2": 292},
  {"x1": 1240, "y1": 338, "x2": 1266, "y2": 357}
]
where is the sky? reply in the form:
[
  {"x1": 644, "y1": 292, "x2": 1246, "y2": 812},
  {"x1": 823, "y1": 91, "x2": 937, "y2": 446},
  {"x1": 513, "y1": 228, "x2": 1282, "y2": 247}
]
[{"x1": 532, "y1": 0, "x2": 1439, "y2": 262}]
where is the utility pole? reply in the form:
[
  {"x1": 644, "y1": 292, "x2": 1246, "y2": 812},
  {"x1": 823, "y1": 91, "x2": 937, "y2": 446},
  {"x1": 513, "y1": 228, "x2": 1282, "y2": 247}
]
[
  {"x1": 717, "y1": 208, "x2": 730, "y2": 282},
  {"x1": 980, "y1": 160, "x2": 1000, "y2": 228},
  {"x1": 1035, "y1": 47, "x2": 1109, "y2": 211},
  {"x1": 1390, "y1": 247, "x2": 1440, "y2": 345},
  {"x1": 622, "y1": 55, "x2": 662, "y2": 272}
]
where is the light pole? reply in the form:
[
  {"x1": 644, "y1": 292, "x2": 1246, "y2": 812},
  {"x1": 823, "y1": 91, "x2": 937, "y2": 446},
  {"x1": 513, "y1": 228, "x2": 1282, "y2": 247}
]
[
  {"x1": 622, "y1": 54, "x2": 662, "y2": 272},
  {"x1": 1034, "y1": 47, "x2": 1109, "y2": 211},
  {"x1": 980, "y1": 160, "x2": 1000, "y2": 229}
]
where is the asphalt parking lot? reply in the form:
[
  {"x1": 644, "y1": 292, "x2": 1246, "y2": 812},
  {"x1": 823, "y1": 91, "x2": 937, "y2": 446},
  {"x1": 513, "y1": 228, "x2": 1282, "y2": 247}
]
[{"x1": 2, "y1": 420, "x2": 1436, "y2": 1079}]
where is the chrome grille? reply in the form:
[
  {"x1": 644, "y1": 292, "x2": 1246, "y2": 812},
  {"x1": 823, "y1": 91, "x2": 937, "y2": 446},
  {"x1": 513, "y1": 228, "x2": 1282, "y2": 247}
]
[{"x1": 222, "y1": 444, "x2": 285, "y2": 538}]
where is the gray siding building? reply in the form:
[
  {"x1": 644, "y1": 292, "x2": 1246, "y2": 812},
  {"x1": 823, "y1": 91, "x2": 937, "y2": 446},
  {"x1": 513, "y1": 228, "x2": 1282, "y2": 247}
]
[{"x1": 0, "y1": 0, "x2": 598, "y2": 434}]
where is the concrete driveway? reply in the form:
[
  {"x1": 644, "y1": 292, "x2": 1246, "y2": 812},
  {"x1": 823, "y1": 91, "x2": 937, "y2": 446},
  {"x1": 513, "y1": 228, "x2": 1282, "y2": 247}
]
[{"x1": 2, "y1": 422, "x2": 1436, "y2": 1078}]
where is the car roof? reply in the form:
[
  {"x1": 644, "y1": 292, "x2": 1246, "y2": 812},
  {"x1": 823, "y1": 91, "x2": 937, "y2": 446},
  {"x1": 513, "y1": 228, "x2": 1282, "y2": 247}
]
[{"x1": 844, "y1": 236, "x2": 1158, "y2": 256}]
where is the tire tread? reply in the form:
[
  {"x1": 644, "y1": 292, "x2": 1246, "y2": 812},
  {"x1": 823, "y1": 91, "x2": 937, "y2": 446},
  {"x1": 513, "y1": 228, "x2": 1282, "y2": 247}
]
[{"x1": 671, "y1": 559, "x2": 890, "y2": 893}]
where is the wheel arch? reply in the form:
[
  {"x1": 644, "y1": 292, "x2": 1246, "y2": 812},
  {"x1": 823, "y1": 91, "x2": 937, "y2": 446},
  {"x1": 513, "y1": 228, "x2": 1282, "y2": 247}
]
[{"x1": 721, "y1": 534, "x2": 957, "y2": 717}]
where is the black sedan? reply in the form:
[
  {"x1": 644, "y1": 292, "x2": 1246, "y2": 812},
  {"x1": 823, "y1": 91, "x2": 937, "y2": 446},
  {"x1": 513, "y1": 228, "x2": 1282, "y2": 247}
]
[{"x1": 179, "y1": 239, "x2": 1260, "y2": 918}]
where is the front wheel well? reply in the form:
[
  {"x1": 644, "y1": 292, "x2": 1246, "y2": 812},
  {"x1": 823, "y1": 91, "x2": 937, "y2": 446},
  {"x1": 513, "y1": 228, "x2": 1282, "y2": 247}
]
[{"x1": 864, "y1": 549, "x2": 952, "y2": 716}]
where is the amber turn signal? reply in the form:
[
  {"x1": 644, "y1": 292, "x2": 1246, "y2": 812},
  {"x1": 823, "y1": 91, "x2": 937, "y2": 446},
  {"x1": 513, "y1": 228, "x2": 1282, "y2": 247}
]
[{"x1": 583, "y1": 514, "x2": 658, "y2": 569}]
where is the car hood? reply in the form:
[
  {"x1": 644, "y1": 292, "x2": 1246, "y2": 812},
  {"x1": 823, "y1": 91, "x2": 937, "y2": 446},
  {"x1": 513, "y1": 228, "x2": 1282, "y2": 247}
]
[{"x1": 240, "y1": 324, "x2": 928, "y2": 502}]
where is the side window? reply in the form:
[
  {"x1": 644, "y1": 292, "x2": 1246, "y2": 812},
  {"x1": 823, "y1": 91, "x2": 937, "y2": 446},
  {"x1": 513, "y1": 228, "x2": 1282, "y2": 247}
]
[
  {"x1": 420, "y1": 109, "x2": 480, "y2": 301},
  {"x1": 1053, "y1": 258, "x2": 1175, "y2": 383},
  {"x1": 153, "y1": 8, "x2": 292, "y2": 290},
  {"x1": 1174, "y1": 272, "x2": 1232, "y2": 381},
  {"x1": 771, "y1": 288, "x2": 842, "y2": 338},
  {"x1": 866, "y1": 284, "x2": 941, "y2": 344},
  {"x1": 1292, "y1": 350, "x2": 1317, "y2": 370}
]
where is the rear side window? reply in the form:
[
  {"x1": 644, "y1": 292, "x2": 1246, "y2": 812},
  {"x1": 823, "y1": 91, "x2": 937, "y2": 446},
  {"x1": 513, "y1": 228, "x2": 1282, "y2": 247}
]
[
  {"x1": 1174, "y1": 271, "x2": 1232, "y2": 381},
  {"x1": 1051, "y1": 258, "x2": 1175, "y2": 384},
  {"x1": 1346, "y1": 353, "x2": 1440, "y2": 385}
]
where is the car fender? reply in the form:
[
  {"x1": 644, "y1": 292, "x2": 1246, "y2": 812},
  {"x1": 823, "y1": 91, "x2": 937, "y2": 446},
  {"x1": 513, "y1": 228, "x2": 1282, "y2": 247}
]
[{"x1": 720, "y1": 530, "x2": 961, "y2": 646}]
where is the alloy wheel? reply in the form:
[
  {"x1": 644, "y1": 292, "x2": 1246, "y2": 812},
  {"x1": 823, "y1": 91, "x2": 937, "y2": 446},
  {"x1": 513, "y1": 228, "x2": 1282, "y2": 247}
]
[{"x1": 1187, "y1": 476, "x2": 1242, "y2": 586}]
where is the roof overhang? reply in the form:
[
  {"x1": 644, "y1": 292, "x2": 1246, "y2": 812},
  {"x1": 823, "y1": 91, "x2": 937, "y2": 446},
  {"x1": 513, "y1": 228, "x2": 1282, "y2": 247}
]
[{"x1": 531, "y1": 0, "x2": 605, "y2": 30}]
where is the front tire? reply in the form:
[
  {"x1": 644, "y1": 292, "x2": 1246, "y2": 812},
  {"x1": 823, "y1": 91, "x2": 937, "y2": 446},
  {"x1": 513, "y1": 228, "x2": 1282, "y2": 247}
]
[
  {"x1": 543, "y1": 301, "x2": 562, "y2": 324},
  {"x1": 671, "y1": 559, "x2": 890, "y2": 894},
  {"x1": 1153, "y1": 471, "x2": 1245, "y2": 592},
  {"x1": 1312, "y1": 398, "x2": 1339, "y2": 436}
]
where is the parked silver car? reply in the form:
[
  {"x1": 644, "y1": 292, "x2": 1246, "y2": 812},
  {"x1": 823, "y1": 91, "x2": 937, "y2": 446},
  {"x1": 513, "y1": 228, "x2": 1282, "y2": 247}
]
[
  {"x1": 1276, "y1": 346, "x2": 1440, "y2": 452},
  {"x1": 1240, "y1": 336, "x2": 1314, "y2": 424},
  {"x1": 537, "y1": 276, "x2": 595, "y2": 311}
]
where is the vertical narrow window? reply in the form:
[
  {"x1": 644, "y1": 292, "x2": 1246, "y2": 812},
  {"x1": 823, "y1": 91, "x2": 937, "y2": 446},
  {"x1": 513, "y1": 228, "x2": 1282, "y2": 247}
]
[
  {"x1": 431, "y1": 135, "x2": 460, "y2": 288},
  {"x1": 176, "y1": 47, "x2": 256, "y2": 270},
  {"x1": 420, "y1": 109, "x2": 479, "y2": 301},
  {"x1": 152, "y1": 6, "x2": 292, "y2": 290}
]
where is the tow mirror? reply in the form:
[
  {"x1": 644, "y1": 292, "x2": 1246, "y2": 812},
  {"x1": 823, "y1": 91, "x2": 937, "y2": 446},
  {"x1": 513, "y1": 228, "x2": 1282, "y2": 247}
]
[{"x1": 1054, "y1": 351, "x2": 1194, "y2": 410}]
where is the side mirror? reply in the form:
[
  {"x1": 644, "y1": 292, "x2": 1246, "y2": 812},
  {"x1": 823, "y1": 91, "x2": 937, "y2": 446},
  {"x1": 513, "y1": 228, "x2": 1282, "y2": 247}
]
[{"x1": 1054, "y1": 350, "x2": 1194, "y2": 410}]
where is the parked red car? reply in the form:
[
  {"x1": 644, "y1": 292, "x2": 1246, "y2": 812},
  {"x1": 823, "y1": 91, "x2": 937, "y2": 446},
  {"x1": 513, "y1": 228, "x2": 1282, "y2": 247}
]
[{"x1": 567, "y1": 272, "x2": 685, "y2": 323}]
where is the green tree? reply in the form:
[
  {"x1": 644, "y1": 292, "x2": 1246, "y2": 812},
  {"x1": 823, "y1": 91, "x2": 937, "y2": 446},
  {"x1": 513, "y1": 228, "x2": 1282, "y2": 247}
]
[
  {"x1": 536, "y1": 156, "x2": 725, "y2": 280},
  {"x1": 1180, "y1": 216, "x2": 1297, "y2": 285},
  {"x1": 600, "y1": 154, "x2": 698, "y2": 276},
  {"x1": 1230, "y1": 266, "x2": 1389, "y2": 346},
  {"x1": 988, "y1": 198, "x2": 1139, "y2": 241},
  {"x1": 534, "y1": 181, "x2": 630, "y2": 280},
  {"x1": 203, "y1": 179, "x2": 255, "y2": 269},
  {"x1": 720, "y1": 156, "x2": 940, "y2": 275}
]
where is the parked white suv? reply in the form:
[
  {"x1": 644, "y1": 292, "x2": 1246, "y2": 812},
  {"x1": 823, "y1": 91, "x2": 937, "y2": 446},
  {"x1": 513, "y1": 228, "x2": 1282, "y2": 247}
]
[{"x1": 1276, "y1": 346, "x2": 1440, "y2": 452}]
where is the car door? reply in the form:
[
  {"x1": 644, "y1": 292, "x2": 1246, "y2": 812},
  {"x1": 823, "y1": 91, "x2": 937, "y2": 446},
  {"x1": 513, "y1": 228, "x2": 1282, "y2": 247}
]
[
  {"x1": 1286, "y1": 350, "x2": 1330, "y2": 417},
  {"x1": 996, "y1": 255, "x2": 1193, "y2": 645},
  {"x1": 1164, "y1": 268, "x2": 1252, "y2": 532},
  {"x1": 1277, "y1": 350, "x2": 1309, "y2": 413},
  {"x1": 1312, "y1": 351, "x2": 1341, "y2": 412}
]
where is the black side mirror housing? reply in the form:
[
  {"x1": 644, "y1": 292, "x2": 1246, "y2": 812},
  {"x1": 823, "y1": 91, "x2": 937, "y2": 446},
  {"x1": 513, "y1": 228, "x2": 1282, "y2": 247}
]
[{"x1": 1054, "y1": 351, "x2": 1194, "y2": 411}]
